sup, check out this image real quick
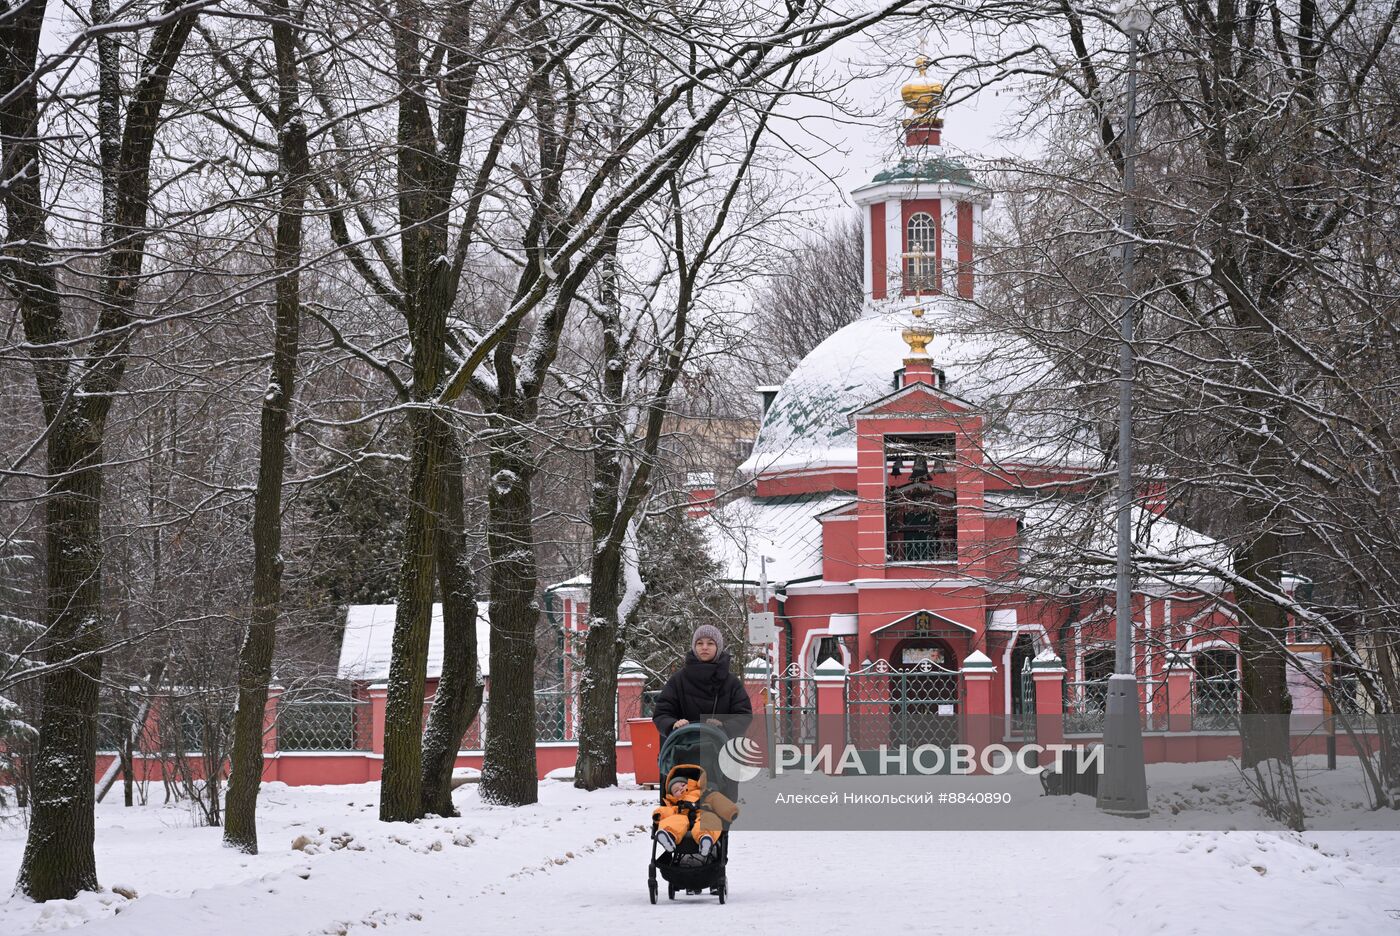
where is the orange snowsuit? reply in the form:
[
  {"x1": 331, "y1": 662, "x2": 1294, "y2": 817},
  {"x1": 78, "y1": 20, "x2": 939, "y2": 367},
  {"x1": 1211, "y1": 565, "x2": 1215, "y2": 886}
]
[{"x1": 652, "y1": 765, "x2": 739, "y2": 847}]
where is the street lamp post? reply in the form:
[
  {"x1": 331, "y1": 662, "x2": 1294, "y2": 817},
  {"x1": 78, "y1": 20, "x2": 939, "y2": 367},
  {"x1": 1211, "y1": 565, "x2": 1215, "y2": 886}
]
[{"x1": 1097, "y1": 0, "x2": 1153, "y2": 819}]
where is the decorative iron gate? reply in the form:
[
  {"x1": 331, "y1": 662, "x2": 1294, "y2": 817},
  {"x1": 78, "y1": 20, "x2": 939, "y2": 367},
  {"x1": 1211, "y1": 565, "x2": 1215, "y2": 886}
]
[
  {"x1": 771, "y1": 662, "x2": 817, "y2": 745},
  {"x1": 846, "y1": 659, "x2": 962, "y2": 755},
  {"x1": 1013, "y1": 657, "x2": 1037, "y2": 743}
]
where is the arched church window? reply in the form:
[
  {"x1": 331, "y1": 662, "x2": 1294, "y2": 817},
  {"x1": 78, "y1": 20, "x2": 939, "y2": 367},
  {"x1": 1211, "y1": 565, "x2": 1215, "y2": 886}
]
[
  {"x1": 904, "y1": 212, "x2": 937, "y2": 292},
  {"x1": 1083, "y1": 647, "x2": 1116, "y2": 683}
]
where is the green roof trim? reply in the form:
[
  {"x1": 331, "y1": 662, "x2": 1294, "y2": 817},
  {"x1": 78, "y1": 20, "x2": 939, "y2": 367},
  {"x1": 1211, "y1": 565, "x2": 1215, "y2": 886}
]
[
  {"x1": 871, "y1": 157, "x2": 977, "y2": 186},
  {"x1": 758, "y1": 381, "x2": 866, "y2": 440}
]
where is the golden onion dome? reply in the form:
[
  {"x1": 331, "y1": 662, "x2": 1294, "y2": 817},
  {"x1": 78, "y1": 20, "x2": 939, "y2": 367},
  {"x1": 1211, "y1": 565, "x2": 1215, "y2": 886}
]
[
  {"x1": 901, "y1": 305, "x2": 935, "y2": 356},
  {"x1": 900, "y1": 55, "x2": 943, "y2": 116}
]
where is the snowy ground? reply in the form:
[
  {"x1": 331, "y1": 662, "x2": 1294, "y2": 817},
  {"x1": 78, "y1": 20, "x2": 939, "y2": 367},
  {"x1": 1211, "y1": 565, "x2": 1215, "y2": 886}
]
[{"x1": 3, "y1": 761, "x2": 1400, "y2": 935}]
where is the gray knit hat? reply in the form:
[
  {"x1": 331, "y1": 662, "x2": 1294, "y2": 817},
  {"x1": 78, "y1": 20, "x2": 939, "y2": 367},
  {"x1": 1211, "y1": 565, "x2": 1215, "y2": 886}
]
[{"x1": 691, "y1": 624, "x2": 724, "y2": 656}]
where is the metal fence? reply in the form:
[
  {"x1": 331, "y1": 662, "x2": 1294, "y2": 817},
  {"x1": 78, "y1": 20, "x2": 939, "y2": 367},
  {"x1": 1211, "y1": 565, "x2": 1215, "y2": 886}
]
[
  {"x1": 95, "y1": 686, "x2": 601, "y2": 757},
  {"x1": 460, "y1": 711, "x2": 485, "y2": 750},
  {"x1": 1332, "y1": 675, "x2": 1363, "y2": 716},
  {"x1": 278, "y1": 700, "x2": 371, "y2": 751},
  {"x1": 175, "y1": 705, "x2": 226, "y2": 752},
  {"x1": 96, "y1": 699, "x2": 262, "y2": 755},
  {"x1": 1064, "y1": 680, "x2": 1107, "y2": 735},
  {"x1": 846, "y1": 658, "x2": 962, "y2": 750},
  {"x1": 1063, "y1": 678, "x2": 1171, "y2": 734},
  {"x1": 97, "y1": 712, "x2": 133, "y2": 754},
  {"x1": 1012, "y1": 659, "x2": 1036, "y2": 741},
  {"x1": 771, "y1": 663, "x2": 817, "y2": 745},
  {"x1": 1141, "y1": 678, "x2": 1171, "y2": 733},
  {"x1": 405, "y1": 685, "x2": 633, "y2": 750},
  {"x1": 885, "y1": 536, "x2": 957, "y2": 563},
  {"x1": 534, "y1": 688, "x2": 581, "y2": 742},
  {"x1": 1192, "y1": 677, "x2": 1240, "y2": 731}
]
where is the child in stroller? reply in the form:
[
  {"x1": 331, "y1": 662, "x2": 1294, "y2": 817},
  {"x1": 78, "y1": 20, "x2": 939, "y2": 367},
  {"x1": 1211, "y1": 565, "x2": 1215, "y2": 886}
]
[
  {"x1": 652, "y1": 765, "x2": 739, "y2": 859},
  {"x1": 647, "y1": 723, "x2": 743, "y2": 904}
]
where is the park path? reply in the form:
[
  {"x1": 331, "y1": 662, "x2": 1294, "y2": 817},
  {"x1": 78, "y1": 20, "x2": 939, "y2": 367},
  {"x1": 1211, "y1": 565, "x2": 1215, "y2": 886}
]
[{"x1": 4, "y1": 778, "x2": 1400, "y2": 936}]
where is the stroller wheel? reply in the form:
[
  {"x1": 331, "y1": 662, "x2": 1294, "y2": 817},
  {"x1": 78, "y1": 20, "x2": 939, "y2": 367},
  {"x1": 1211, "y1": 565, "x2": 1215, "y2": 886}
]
[
  {"x1": 648, "y1": 879, "x2": 658, "y2": 905},
  {"x1": 718, "y1": 879, "x2": 727, "y2": 904},
  {"x1": 667, "y1": 884, "x2": 676, "y2": 900}
]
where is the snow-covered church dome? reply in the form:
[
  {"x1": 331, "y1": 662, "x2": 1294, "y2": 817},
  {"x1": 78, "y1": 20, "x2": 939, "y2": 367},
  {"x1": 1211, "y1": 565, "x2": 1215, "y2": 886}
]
[
  {"x1": 741, "y1": 299, "x2": 973, "y2": 477},
  {"x1": 738, "y1": 297, "x2": 1070, "y2": 478}
]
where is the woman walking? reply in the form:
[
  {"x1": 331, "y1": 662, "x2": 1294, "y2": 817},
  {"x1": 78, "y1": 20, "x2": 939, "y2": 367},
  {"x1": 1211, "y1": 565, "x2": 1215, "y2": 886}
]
[{"x1": 652, "y1": 625, "x2": 753, "y2": 739}]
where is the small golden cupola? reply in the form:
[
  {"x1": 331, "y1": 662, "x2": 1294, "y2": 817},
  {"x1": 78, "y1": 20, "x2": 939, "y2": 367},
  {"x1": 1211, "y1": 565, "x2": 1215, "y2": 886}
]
[
  {"x1": 901, "y1": 55, "x2": 944, "y2": 147},
  {"x1": 901, "y1": 305, "x2": 935, "y2": 358},
  {"x1": 900, "y1": 305, "x2": 938, "y2": 387}
]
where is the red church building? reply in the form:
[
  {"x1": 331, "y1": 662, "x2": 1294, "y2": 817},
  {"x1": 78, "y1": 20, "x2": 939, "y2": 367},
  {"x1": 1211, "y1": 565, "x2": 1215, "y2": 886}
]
[{"x1": 688, "y1": 61, "x2": 1322, "y2": 757}]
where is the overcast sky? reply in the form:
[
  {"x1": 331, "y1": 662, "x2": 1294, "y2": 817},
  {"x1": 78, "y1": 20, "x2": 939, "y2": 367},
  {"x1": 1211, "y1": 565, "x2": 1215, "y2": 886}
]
[{"x1": 769, "y1": 27, "x2": 1031, "y2": 228}]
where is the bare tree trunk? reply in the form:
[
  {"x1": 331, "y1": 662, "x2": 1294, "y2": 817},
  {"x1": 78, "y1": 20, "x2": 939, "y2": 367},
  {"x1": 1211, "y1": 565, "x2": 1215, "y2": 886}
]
[
  {"x1": 1238, "y1": 527, "x2": 1292, "y2": 767},
  {"x1": 18, "y1": 444, "x2": 105, "y2": 899},
  {"x1": 4, "y1": 0, "x2": 198, "y2": 898},
  {"x1": 375, "y1": 0, "x2": 462, "y2": 821},
  {"x1": 419, "y1": 427, "x2": 482, "y2": 817},
  {"x1": 572, "y1": 111, "x2": 773, "y2": 788},
  {"x1": 1225, "y1": 276, "x2": 1295, "y2": 768},
  {"x1": 575, "y1": 238, "x2": 628, "y2": 791},
  {"x1": 379, "y1": 409, "x2": 445, "y2": 821},
  {"x1": 575, "y1": 558, "x2": 627, "y2": 789},
  {"x1": 223, "y1": 0, "x2": 308, "y2": 853},
  {"x1": 122, "y1": 734, "x2": 134, "y2": 808},
  {"x1": 480, "y1": 424, "x2": 539, "y2": 805},
  {"x1": 2, "y1": 4, "x2": 104, "y2": 893}
]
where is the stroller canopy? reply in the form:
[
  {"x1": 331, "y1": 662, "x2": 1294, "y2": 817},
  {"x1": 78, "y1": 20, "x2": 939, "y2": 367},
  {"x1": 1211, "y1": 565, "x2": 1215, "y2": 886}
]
[{"x1": 657, "y1": 723, "x2": 737, "y2": 802}]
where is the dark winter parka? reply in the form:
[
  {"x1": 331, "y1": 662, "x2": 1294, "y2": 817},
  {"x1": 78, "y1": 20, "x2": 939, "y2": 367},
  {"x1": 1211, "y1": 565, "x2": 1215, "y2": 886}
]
[{"x1": 652, "y1": 649, "x2": 753, "y2": 739}]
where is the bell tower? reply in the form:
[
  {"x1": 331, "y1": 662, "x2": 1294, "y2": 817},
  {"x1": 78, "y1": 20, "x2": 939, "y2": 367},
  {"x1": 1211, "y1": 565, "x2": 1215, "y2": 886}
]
[{"x1": 853, "y1": 57, "x2": 990, "y2": 304}]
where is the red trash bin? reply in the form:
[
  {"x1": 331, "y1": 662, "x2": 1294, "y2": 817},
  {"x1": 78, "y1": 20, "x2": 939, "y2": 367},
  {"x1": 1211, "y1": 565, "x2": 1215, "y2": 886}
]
[{"x1": 628, "y1": 717, "x2": 660, "y2": 786}]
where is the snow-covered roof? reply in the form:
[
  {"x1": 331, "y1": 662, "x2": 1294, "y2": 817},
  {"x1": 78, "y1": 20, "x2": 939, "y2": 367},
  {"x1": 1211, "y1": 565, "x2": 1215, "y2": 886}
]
[
  {"x1": 1000, "y1": 494, "x2": 1231, "y2": 585},
  {"x1": 338, "y1": 602, "x2": 491, "y2": 682},
  {"x1": 738, "y1": 299, "x2": 1092, "y2": 478},
  {"x1": 697, "y1": 487, "x2": 1227, "y2": 591},
  {"x1": 869, "y1": 155, "x2": 977, "y2": 186},
  {"x1": 701, "y1": 491, "x2": 854, "y2": 584}
]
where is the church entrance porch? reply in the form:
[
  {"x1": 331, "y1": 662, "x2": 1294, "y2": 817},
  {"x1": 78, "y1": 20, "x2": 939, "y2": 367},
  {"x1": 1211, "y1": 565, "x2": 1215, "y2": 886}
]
[{"x1": 866, "y1": 608, "x2": 976, "y2": 671}]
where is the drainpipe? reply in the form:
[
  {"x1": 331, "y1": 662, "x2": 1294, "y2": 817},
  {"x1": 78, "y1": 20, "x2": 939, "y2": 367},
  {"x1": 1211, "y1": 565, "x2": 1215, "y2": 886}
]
[
  {"x1": 775, "y1": 590, "x2": 795, "y2": 729},
  {"x1": 776, "y1": 591, "x2": 793, "y2": 674}
]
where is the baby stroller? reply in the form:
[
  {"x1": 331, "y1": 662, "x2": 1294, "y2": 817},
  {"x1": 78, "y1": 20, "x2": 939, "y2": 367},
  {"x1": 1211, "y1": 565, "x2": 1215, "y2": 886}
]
[{"x1": 647, "y1": 723, "x2": 735, "y2": 904}]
